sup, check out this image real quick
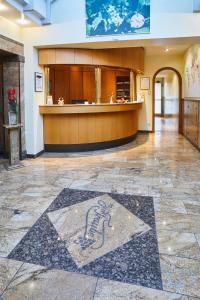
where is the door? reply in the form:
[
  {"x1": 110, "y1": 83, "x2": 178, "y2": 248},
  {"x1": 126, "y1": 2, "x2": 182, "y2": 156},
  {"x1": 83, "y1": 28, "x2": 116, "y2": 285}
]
[{"x1": 155, "y1": 79, "x2": 164, "y2": 116}]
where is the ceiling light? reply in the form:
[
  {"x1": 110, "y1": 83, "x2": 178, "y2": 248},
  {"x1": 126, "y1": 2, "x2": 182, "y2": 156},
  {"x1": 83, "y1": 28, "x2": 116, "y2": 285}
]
[
  {"x1": 0, "y1": 2, "x2": 7, "y2": 11},
  {"x1": 17, "y1": 13, "x2": 29, "y2": 25},
  {"x1": 165, "y1": 48, "x2": 169, "y2": 52}
]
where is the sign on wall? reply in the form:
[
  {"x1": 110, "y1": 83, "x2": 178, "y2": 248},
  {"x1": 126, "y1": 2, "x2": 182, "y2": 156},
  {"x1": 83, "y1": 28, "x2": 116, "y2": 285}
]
[{"x1": 86, "y1": 0, "x2": 150, "y2": 37}]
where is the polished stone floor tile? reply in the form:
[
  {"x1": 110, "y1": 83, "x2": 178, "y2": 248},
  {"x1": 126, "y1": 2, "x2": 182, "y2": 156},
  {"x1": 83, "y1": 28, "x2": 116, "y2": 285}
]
[
  {"x1": 0, "y1": 207, "x2": 40, "y2": 229},
  {"x1": 1, "y1": 262, "x2": 97, "y2": 300},
  {"x1": 0, "y1": 228, "x2": 30, "y2": 257},
  {"x1": 195, "y1": 234, "x2": 200, "y2": 247},
  {"x1": 0, "y1": 130, "x2": 200, "y2": 299},
  {"x1": 94, "y1": 278, "x2": 188, "y2": 300},
  {"x1": 157, "y1": 231, "x2": 200, "y2": 259},
  {"x1": 184, "y1": 203, "x2": 200, "y2": 215},
  {"x1": 154, "y1": 198, "x2": 187, "y2": 214},
  {"x1": 0, "y1": 258, "x2": 22, "y2": 295},
  {"x1": 156, "y1": 212, "x2": 200, "y2": 233},
  {"x1": 161, "y1": 255, "x2": 200, "y2": 298}
]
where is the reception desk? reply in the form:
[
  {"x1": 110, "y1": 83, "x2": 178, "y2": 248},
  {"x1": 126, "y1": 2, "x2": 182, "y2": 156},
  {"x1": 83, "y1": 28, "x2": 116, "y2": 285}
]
[{"x1": 39, "y1": 102, "x2": 142, "y2": 152}]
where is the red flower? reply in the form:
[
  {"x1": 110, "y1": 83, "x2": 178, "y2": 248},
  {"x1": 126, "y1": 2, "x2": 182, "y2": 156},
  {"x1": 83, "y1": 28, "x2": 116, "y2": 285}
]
[
  {"x1": 8, "y1": 88, "x2": 16, "y2": 96},
  {"x1": 7, "y1": 88, "x2": 16, "y2": 102}
]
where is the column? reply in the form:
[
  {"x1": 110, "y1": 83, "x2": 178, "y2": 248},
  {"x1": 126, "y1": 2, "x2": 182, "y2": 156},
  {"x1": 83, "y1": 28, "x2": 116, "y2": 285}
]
[
  {"x1": 3, "y1": 54, "x2": 26, "y2": 160},
  {"x1": 130, "y1": 70, "x2": 135, "y2": 102},
  {"x1": 95, "y1": 67, "x2": 101, "y2": 104}
]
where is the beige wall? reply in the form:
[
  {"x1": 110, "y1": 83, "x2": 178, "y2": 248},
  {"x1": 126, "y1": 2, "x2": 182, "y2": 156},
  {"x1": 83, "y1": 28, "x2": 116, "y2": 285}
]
[
  {"x1": 184, "y1": 44, "x2": 200, "y2": 99},
  {"x1": 137, "y1": 53, "x2": 184, "y2": 131},
  {"x1": 0, "y1": 16, "x2": 22, "y2": 42}
]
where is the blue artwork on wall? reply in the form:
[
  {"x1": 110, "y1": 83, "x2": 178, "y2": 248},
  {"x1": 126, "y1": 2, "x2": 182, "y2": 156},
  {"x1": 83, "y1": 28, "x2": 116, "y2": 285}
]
[{"x1": 86, "y1": 0, "x2": 150, "y2": 37}]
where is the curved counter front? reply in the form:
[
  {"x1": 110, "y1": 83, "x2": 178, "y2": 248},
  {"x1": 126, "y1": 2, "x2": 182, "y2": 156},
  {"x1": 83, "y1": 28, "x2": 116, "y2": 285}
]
[{"x1": 39, "y1": 103, "x2": 142, "y2": 152}]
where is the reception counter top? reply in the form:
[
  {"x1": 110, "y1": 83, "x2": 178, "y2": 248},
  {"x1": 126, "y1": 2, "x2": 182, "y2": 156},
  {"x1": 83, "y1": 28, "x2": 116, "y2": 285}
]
[
  {"x1": 39, "y1": 102, "x2": 143, "y2": 152},
  {"x1": 39, "y1": 102, "x2": 143, "y2": 114}
]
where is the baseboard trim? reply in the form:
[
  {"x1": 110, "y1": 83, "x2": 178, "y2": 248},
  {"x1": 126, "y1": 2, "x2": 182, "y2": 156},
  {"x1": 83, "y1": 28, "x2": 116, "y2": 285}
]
[
  {"x1": 183, "y1": 134, "x2": 200, "y2": 152},
  {"x1": 27, "y1": 150, "x2": 45, "y2": 158},
  {"x1": 138, "y1": 130, "x2": 151, "y2": 133},
  {"x1": 44, "y1": 134, "x2": 138, "y2": 153}
]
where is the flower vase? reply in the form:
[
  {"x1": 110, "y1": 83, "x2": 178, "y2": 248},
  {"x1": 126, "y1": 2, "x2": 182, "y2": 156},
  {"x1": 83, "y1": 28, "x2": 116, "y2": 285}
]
[{"x1": 8, "y1": 112, "x2": 17, "y2": 125}]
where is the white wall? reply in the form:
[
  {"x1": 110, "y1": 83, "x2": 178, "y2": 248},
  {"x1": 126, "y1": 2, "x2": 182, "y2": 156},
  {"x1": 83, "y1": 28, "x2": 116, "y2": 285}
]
[
  {"x1": 0, "y1": 15, "x2": 22, "y2": 42},
  {"x1": 137, "y1": 53, "x2": 184, "y2": 131},
  {"x1": 22, "y1": 0, "x2": 200, "y2": 48}
]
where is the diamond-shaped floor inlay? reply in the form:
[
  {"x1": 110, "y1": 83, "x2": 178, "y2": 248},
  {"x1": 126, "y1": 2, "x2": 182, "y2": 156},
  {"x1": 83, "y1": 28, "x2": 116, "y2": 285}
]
[
  {"x1": 47, "y1": 194, "x2": 151, "y2": 267},
  {"x1": 8, "y1": 189, "x2": 163, "y2": 290}
]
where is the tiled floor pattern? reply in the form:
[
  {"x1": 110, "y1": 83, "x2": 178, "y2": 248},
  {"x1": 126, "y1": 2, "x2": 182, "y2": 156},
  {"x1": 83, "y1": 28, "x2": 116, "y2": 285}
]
[{"x1": 0, "y1": 130, "x2": 200, "y2": 299}]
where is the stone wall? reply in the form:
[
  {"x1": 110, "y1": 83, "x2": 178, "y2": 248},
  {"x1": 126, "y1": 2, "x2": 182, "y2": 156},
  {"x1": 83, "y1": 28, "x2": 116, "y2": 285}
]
[{"x1": 0, "y1": 35, "x2": 26, "y2": 159}]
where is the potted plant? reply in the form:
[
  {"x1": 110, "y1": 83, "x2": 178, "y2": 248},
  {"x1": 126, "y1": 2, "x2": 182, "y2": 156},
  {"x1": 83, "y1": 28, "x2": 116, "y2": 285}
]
[{"x1": 7, "y1": 88, "x2": 18, "y2": 125}]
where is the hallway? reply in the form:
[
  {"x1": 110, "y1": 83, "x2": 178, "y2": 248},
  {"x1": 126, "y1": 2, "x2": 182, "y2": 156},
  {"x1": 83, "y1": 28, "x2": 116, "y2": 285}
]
[
  {"x1": 0, "y1": 131, "x2": 200, "y2": 299},
  {"x1": 155, "y1": 116, "x2": 179, "y2": 132}
]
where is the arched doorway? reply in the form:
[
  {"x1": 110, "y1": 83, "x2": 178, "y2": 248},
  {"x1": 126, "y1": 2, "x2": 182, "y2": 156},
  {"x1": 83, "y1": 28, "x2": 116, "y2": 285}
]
[{"x1": 152, "y1": 67, "x2": 182, "y2": 133}]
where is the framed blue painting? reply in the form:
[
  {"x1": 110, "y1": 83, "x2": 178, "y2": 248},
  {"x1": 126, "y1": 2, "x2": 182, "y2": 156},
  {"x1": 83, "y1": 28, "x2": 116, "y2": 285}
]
[{"x1": 86, "y1": 0, "x2": 150, "y2": 37}]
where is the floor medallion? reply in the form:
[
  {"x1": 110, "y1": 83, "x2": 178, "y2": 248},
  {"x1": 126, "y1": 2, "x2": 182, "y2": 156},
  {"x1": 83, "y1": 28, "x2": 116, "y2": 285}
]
[{"x1": 8, "y1": 189, "x2": 162, "y2": 289}]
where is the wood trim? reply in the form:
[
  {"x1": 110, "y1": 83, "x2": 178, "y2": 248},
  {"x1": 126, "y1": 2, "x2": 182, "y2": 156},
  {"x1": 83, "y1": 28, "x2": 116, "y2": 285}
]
[
  {"x1": 152, "y1": 67, "x2": 183, "y2": 134},
  {"x1": 38, "y1": 48, "x2": 144, "y2": 74},
  {"x1": 39, "y1": 103, "x2": 143, "y2": 115}
]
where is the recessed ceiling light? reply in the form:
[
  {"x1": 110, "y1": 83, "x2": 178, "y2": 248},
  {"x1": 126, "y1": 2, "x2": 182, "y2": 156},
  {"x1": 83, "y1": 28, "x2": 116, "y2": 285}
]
[
  {"x1": 0, "y1": 2, "x2": 7, "y2": 10},
  {"x1": 17, "y1": 13, "x2": 29, "y2": 25}
]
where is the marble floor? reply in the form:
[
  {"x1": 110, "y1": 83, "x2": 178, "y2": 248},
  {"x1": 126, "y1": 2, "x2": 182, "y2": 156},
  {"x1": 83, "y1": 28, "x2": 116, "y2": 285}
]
[
  {"x1": 155, "y1": 116, "x2": 179, "y2": 132},
  {"x1": 0, "y1": 129, "x2": 200, "y2": 299}
]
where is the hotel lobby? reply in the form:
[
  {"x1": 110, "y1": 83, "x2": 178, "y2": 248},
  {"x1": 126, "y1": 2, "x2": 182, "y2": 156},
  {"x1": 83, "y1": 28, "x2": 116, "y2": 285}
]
[{"x1": 0, "y1": 0, "x2": 200, "y2": 299}]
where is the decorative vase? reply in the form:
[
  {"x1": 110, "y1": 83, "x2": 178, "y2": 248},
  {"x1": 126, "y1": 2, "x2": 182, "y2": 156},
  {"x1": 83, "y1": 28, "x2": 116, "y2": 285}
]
[{"x1": 8, "y1": 112, "x2": 17, "y2": 125}]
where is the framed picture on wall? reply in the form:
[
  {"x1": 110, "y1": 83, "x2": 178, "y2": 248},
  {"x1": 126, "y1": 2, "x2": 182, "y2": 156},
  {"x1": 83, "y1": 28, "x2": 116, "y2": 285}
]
[
  {"x1": 35, "y1": 72, "x2": 43, "y2": 92},
  {"x1": 86, "y1": 0, "x2": 150, "y2": 37},
  {"x1": 140, "y1": 77, "x2": 150, "y2": 90}
]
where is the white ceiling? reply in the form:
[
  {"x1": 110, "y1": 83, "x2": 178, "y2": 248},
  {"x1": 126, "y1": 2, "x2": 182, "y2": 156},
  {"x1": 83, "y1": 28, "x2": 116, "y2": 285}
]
[
  {"x1": 40, "y1": 36, "x2": 200, "y2": 56},
  {"x1": 1, "y1": 0, "x2": 200, "y2": 56},
  {"x1": 0, "y1": 0, "x2": 35, "y2": 27}
]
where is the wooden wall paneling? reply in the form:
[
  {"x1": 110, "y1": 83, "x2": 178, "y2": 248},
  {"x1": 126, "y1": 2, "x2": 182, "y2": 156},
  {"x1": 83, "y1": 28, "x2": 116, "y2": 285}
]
[
  {"x1": 92, "y1": 50, "x2": 109, "y2": 66},
  {"x1": 83, "y1": 70, "x2": 96, "y2": 102},
  {"x1": 54, "y1": 70, "x2": 70, "y2": 103},
  {"x1": 55, "y1": 49, "x2": 75, "y2": 64},
  {"x1": 95, "y1": 113, "x2": 114, "y2": 142},
  {"x1": 43, "y1": 114, "x2": 79, "y2": 144},
  {"x1": 101, "y1": 70, "x2": 116, "y2": 103},
  {"x1": 39, "y1": 48, "x2": 144, "y2": 73},
  {"x1": 74, "y1": 49, "x2": 93, "y2": 65},
  {"x1": 78, "y1": 113, "x2": 96, "y2": 143},
  {"x1": 39, "y1": 49, "x2": 56, "y2": 65},
  {"x1": 184, "y1": 100, "x2": 199, "y2": 146},
  {"x1": 69, "y1": 70, "x2": 83, "y2": 101},
  {"x1": 102, "y1": 49, "x2": 122, "y2": 67},
  {"x1": 189, "y1": 101, "x2": 198, "y2": 146}
]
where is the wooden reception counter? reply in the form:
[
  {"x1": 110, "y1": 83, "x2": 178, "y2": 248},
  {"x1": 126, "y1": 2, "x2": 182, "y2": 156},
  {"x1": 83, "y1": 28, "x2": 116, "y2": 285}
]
[{"x1": 39, "y1": 102, "x2": 142, "y2": 152}]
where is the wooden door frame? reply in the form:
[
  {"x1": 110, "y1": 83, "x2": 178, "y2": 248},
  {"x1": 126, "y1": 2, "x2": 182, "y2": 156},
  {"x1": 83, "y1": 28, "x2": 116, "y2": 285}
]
[{"x1": 152, "y1": 67, "x2": 183, "y2": 133}]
